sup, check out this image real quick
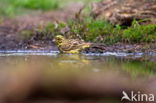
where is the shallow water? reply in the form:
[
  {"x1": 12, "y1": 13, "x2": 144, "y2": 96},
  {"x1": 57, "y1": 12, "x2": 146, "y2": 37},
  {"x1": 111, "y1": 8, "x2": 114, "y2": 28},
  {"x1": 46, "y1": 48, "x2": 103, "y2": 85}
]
[
  {"x1": 0, "y1": 50, "x2": 156, "y2": 76},
  {"x1": 0, "y1": 50, "x2": 156, "y2": 75},
  {"x1": 0, "y1": 51, "x2": 156, "y2": 102},
  {"x1": 0, "y1": 52, "x2": 156, "y2": 76}
]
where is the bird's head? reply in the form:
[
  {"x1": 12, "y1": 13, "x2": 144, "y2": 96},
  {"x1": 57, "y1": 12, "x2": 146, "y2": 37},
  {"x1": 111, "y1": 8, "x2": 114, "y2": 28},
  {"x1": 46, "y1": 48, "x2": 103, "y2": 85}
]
[{"x1": 53, "y1": 35, "x2": 65, "y2": 45}]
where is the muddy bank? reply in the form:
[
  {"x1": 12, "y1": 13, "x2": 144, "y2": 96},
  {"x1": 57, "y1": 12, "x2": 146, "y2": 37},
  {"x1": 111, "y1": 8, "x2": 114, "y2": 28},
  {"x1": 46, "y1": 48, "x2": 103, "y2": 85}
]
[
  {"x1": 0, "y1": 25, "x2": 156, "y2": 53},
  {"x1": 0, "y1": 20, "x2": 156, "y2": 53},
  {"x1": 0, "y1": 3, "x2": 156, "y2": 53}
]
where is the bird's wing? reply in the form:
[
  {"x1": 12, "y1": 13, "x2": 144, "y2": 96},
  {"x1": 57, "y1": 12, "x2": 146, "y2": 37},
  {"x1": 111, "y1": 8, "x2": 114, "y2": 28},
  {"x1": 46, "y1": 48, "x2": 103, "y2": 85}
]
[{"x1": 60, "y1": 40, "x2": 82, "y2": 51}]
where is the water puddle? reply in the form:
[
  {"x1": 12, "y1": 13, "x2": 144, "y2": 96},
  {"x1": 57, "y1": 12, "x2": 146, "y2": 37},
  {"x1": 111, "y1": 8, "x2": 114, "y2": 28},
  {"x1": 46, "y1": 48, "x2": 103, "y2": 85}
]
[
  {"x1": 0, "y1": 50, "x2": 156, "y2": 102},
  {"x1": 0, "y1": 50, "x2": 155, "y2": 76}
]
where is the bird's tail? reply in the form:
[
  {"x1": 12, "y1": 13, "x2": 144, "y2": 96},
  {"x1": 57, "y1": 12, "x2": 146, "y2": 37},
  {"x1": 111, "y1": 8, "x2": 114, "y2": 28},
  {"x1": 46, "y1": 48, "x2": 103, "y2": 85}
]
[{"x1": 83, "y1": 43, "x2": 106, "y2": 53}]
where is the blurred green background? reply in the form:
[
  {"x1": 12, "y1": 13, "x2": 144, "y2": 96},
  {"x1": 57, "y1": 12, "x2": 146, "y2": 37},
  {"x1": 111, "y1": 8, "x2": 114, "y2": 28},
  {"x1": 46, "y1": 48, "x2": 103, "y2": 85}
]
[{"x1": 0, "y1": 0, "x2": 101, "y2": 17}]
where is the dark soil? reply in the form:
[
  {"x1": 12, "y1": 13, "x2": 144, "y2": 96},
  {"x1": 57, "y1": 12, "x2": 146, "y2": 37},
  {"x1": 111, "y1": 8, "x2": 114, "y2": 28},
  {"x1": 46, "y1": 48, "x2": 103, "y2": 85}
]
[{"x1": 85, "y1": 43, "x2": 156, "y2": 53}]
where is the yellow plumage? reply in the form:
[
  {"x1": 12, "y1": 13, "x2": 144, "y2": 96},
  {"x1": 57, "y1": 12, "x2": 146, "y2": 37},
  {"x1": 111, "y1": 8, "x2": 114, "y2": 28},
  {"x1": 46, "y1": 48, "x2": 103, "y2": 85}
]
[{"x1": 53, "y1": 35, "x2": 91, "y2": 54}]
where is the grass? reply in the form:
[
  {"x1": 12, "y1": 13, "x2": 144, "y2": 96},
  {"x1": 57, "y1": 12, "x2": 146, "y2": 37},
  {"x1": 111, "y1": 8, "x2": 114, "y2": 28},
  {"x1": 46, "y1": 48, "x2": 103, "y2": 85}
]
[
  {"x1": 67, "y1": 18, "x2": 122, "y2": 44},
  {"x1": 0, "y1": 0, "x2": 100, "y2": 17},
  {"x1": 36, "y1": 18, "x2": 156, "y2": 45},
  {"x1": 62, "y1": 18, "x2": 156, "y2": 44},
  {"x1": 11, "y1": 0, "x2": 59, "y2": 10},
  {"x1": 123, "y1": 20, "x2": 156, "y2": 43},
  {"x1": 0, "y1": 0, "x2": 59, "y2": 17}
]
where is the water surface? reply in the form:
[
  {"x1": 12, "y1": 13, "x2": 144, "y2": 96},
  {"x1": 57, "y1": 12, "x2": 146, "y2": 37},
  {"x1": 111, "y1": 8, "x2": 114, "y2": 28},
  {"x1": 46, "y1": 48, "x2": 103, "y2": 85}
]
[{"x1": 0, "y1": 51, "x2": 156, "y2": 102}]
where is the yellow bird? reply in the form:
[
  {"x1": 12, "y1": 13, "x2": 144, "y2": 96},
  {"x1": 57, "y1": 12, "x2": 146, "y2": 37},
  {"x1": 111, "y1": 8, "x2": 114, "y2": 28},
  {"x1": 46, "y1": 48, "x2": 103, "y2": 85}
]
[{"x1": 53, "y1": 35, "x2": 91, "y2": 54}]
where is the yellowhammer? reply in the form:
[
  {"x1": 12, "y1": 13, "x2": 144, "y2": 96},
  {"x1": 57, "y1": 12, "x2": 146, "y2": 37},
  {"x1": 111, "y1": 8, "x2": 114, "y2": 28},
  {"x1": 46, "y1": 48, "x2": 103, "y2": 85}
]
[{"x1": 53, "y1": 35, "x2": 91, "y2": 54}]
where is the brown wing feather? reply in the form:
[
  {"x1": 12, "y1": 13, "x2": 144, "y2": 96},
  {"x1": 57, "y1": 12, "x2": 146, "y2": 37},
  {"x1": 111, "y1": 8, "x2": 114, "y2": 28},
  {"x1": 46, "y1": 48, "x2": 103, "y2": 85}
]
[{"x1": 59, "y1": 39, "x2": 83, "y2": 51}]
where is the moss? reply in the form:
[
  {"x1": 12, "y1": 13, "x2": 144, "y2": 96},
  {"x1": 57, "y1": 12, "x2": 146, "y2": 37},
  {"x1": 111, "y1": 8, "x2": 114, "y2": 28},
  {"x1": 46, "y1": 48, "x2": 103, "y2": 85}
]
[
  {"x1": 123, "y1": 21, "x2": 156, "y2": 43},
  {"x1": 17, "y1": 18, "x2": 156, "y2": 45},
  {"x1": 65, "y1": 19, "x2": 156, "y2": 44},
  {"x1": 63, "y1": 18, "x2": 123, "y2": 44}
]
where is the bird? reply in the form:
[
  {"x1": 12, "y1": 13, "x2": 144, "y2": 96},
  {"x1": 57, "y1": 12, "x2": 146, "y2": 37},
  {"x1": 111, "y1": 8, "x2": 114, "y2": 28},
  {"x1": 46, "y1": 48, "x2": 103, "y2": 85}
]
[{"x1": 53, "y1": 35, "x2": 91, "y2": 54}]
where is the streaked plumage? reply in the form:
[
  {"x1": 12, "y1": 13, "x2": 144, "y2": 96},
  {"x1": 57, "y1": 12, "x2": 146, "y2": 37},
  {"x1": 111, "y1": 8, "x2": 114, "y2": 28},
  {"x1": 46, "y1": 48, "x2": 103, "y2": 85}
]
[{"x1": 53, "y1": 35, "x2": 91, "y2": 53}]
